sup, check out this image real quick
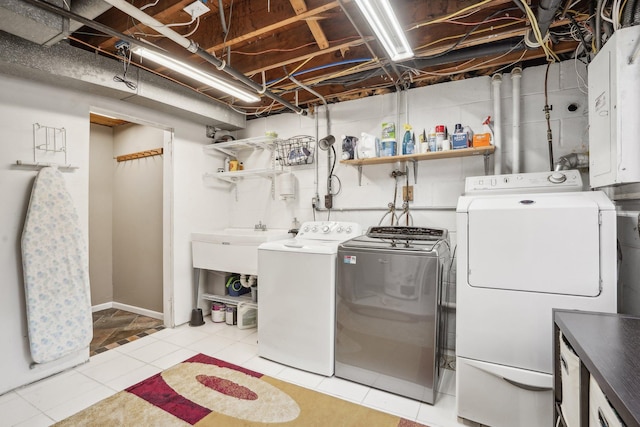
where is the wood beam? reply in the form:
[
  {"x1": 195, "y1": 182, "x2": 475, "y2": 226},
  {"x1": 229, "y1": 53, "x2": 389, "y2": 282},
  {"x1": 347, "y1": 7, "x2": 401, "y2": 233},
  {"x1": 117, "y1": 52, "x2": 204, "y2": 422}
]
[
  {"x1": 206, "y1": 1, "x2": 341, "y2": 54},
  {"x1": 289, "y1": 0, "x2": 329, "y2": 50}
]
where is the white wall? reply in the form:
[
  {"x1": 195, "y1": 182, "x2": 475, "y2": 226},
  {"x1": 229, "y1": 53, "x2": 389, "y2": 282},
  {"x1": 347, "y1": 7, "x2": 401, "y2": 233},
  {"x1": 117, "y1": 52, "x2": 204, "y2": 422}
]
[
  {"x1": 235, "y1": 61, "x2": 589, "y2": 235},
  {"x1": 112, "y1": 123, "x2": 164, "y2": 313},
  {"x1": 0, "y1": 73, "x2": 229, "y2": 393},
  {"x1": 89, "y1": 124, "x2": 114, "y2": 306},
  {"x1": 0, "y1": 75, "x2": 92, "y2": 394}
]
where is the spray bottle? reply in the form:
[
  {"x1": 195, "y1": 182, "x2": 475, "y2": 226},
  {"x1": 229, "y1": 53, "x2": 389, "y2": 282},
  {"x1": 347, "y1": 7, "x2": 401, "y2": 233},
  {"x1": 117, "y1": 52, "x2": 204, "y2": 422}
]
[{"x1": 402, "y1": 124, "x2": 414, "y2": 155}]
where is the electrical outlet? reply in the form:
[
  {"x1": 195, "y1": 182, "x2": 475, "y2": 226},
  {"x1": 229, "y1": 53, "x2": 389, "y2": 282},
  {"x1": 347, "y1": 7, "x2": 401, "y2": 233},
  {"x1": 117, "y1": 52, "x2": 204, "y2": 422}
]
[
  {"x1": 403, "y1": 185, "x2": 414, "y2": 201},
  {"x1": 183, "y1": 0, "x2": 210, "y2": 18},
  {"x1": 324, "y1": 194, "x2": 333, "y2": 209}
]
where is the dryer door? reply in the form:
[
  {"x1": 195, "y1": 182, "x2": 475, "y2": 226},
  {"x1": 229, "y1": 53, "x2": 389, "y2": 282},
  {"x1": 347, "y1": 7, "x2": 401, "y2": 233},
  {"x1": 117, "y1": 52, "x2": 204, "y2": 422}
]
[{"x1": 467, "y1": 193, "x2": 601, "y2": 296}]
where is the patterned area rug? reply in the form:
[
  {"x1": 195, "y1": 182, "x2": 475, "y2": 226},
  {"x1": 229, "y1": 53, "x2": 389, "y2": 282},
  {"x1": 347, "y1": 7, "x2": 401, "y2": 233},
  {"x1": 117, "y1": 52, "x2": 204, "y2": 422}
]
[{"x1": 55, "y1": 354, "x2": 429, "y2": 426}]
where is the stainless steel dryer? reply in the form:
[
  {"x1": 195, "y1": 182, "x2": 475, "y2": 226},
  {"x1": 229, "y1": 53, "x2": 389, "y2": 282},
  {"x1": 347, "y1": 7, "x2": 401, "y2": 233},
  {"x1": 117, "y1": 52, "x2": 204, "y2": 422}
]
[{"x1": 335, "y1": 226, "x2": 450, "y2": 404}]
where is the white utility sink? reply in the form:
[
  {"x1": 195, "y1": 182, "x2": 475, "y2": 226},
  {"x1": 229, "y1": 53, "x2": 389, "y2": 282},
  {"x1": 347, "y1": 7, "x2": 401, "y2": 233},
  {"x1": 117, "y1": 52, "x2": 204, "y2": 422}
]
[{"x1": 192, "y1": 228, "x2": 291, "y2": 275}]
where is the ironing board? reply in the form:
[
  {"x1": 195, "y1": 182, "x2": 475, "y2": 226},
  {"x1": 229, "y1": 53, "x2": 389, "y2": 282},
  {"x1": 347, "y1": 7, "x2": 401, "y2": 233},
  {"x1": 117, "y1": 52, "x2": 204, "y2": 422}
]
[{"x1": 21, "y1": 167, "x2": 92, "y2": 364}]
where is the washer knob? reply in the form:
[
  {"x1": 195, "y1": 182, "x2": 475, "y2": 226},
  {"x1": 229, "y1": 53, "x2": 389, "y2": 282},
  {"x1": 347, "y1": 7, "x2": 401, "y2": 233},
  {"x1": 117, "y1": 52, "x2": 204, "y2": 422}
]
[
  {"x1": 345, "y1": 226, "x2": 352, "y2": 234},
  {"x1": 302, "y1": 225, "x2": 310, "y2": 232},
  {"x1": 322, "y1": 225, "x2": 331, "y2": 233},
  {"x1": 548, "y1": 172, "x2": 567, "y2": 183},
  {"x1": 337, "y1": 226, "x2": 344, "y2": 233},
  {"x1": 311, "y1": 226, "x2": 318, "y2": 232}
]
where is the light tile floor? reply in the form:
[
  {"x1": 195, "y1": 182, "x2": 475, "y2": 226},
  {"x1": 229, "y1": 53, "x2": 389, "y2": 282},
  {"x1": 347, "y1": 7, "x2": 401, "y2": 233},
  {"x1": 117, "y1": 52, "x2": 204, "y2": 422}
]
[{"x1": 2, "y1": 321, "x2": 480, "y2": 427}]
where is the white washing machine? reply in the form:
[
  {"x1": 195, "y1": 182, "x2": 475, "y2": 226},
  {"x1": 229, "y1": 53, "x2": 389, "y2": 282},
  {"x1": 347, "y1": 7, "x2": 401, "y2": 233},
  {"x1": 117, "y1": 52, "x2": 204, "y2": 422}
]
[
  {"x1": 456, "y1": 170, "x2": 617, "y2": 427},
  {"x1": 257, "y1": 221, "x2": 363, "y2": 376}
]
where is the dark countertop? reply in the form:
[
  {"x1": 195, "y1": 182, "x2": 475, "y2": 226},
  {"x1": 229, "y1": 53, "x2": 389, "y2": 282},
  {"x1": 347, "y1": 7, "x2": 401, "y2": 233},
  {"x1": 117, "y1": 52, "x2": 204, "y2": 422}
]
[{"x1": 554, "y1": 310, "x2": 640, "y2": 427}]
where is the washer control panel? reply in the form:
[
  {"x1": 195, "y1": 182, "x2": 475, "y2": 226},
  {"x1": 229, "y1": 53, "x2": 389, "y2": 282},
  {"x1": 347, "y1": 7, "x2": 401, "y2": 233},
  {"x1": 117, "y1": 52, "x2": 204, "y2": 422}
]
[
  {"x1": 465, "y1": 170, "x2": 583, "y2": 194},
  {"x1": 297, "y1": 221, "x2": 363, "y2": 241}
]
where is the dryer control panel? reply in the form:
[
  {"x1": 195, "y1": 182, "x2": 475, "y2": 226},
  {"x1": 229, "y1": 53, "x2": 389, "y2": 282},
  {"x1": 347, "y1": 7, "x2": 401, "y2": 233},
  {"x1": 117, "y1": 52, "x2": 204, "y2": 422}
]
[{"x1": 464, "y1": 170, "x2": 583, "y2": 194}]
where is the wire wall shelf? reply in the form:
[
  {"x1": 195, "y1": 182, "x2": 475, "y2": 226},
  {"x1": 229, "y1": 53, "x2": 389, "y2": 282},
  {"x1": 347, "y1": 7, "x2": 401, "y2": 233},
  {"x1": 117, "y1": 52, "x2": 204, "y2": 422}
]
[{"x1": 276, "y1": 135, "x2": 315, "y2": 166}]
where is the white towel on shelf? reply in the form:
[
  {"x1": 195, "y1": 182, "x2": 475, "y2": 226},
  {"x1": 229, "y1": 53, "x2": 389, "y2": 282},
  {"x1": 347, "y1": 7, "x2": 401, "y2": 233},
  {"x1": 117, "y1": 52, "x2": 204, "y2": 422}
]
[{"x1": 21, "y1": 167, "x2": 92, "y2": 364}]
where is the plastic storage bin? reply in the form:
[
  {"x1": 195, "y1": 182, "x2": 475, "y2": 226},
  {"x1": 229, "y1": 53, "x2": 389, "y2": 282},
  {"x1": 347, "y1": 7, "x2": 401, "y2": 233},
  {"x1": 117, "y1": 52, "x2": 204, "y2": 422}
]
[
  {"x1": 589, "y1": 376, "x2": 624, "y2": 427},
  {"x1": 237, "y1": 302, "x2": 257, "y2": 329},
  {"x1": 560, "y1": 332, "x2": 581, "y2": 427}
]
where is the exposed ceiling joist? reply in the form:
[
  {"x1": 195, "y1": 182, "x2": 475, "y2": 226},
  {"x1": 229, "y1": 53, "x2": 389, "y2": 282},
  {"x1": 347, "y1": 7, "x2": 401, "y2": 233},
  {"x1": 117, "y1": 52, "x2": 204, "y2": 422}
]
[{"x1": 34, "y1": 0, "x2": 603, "y2": 117}]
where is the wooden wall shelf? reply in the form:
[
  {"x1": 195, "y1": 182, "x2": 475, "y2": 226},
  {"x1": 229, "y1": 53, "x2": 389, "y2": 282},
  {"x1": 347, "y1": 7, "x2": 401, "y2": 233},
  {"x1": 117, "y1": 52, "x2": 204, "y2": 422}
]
[
  {"x1": 340, "y1": 146, "x2": 495, "y2": 166},
  {"x1": 341, "y1": 146, "x2": 495, "y2": 184}
]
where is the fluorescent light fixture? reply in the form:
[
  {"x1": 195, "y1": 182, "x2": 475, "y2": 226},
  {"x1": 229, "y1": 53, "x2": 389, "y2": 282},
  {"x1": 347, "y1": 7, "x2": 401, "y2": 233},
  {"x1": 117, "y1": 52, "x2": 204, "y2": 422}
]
[
  {"x1": 354, "y1": 0, "x2": 414, "y2": 61},
  {"x1": 132, "y1": 46, "x2": 260, "y2": 103}
]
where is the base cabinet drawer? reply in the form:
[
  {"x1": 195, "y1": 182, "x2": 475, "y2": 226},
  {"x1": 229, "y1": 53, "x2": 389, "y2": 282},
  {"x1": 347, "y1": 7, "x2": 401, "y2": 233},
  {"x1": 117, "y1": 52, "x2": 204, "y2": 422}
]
[{"x1": 589, "y1": 376, "x2": 625, "y2": 427}]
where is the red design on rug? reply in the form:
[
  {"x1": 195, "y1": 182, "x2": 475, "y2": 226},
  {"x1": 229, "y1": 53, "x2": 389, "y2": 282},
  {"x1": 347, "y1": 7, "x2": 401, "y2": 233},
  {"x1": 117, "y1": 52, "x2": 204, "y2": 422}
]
[
  {"x1": 125, "y1": 354, "x2": 265, "y2": 425},
  {"x1": 196, "y1": 374, "x2": 258, "y2": 400},
  {"x1": 127, "y1": 372, "x2": 210, "y2": 424}
]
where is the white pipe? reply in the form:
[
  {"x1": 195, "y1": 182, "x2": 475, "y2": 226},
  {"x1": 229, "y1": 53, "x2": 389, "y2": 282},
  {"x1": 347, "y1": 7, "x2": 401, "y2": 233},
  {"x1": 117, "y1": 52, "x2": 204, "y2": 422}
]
[
  {"x1": 512, "y1": 67, "x2": 522, "y2": 173},
  {"x1": 491, "y1": 74, "x2": 503, "y2": 174},
  {"x1": 102, "y1": 0, "x2": 196, "y2": 52}
]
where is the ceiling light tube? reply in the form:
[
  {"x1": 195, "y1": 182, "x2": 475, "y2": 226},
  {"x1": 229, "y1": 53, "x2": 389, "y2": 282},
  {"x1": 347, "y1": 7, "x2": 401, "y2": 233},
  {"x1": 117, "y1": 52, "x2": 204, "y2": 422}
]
[
  {"x1": 354, "y1": 0, "x2": 413, "y2": 61},
  {"x1": 132, "y1": 46, "x2": 260, "y2": 103}
]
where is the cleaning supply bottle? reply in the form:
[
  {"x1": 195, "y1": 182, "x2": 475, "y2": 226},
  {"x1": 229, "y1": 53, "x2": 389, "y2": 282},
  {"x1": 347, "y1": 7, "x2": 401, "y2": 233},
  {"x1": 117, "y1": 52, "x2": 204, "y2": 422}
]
[
  {"x1": 402, "y1": 124, "x2": 414, "y2": 155},
  {"x1": 472, "y1": 116, "x2": 493, "y2": 147},
  {"x1": 451, "y1": 123, "x2": 469, "y2": 149},
  {"x1": 435, "y1": 125, "x2": 446, "y2": 151},
  {"x1": 427, "y1": 128, "x2": 437, "y2": 152},
  {"x1": 419, "y1": 129, "x2": 428, "y2": 153},
  {"x1": 380, "y1": 122, "x2": 396, "y2": 156}
]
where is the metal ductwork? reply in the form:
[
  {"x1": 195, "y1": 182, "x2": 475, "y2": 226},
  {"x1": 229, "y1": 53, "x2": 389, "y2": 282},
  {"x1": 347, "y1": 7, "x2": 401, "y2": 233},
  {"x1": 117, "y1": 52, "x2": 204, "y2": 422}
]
[
  {"x1": 554, "y1": 153, "x2": 589, "y2": 171},
  {"x1": 0, "y1": 0, "x2": 110, "y2": 46},
  {"x1": 523, "y1": 0, "x2": 563, "y2": 47}
]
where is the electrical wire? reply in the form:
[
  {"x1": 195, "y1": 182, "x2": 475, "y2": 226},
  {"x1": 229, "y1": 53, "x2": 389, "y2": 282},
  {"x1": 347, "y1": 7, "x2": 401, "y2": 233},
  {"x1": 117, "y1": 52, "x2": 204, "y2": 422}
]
[
  {"x1": 113, "y1": 44, "x2": 137, "y2": 90},
  {"x1": 264, "y1": 58, "x2": 373, "y2": 86},
  {"x1": 267, "y1": 57, "x2": 315, "y2": 88},
  {"x1": 414, "y1": 19, "x2": 522, "y2": 57},
  {"x1": 231, "y1": 36, "x2": 360, "y2": 56},
  {"x1": 410, "y1": 0, "x2": 495, "y2": 30},
  {"x1": 412, "y1": 40, "x2": 526, "y2": 77},
  {"x1": 444, "y1": 15, "x2": 526, "y2": 26},
  {"x1": 221, "y1": 0, "x2": 234, "y2": 63},
  {"x1": 139, "y1": 0, "x2": 160, "y2": 11},
  {"x1": 517, "y1": 0, "x2": 561, "y2": 62}
]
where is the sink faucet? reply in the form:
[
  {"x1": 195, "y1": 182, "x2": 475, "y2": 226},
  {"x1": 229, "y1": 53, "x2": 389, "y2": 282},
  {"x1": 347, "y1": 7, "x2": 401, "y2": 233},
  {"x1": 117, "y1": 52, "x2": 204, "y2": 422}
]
[{"x1": 255, "y1": 221, "x2": 267, "y2": 231}]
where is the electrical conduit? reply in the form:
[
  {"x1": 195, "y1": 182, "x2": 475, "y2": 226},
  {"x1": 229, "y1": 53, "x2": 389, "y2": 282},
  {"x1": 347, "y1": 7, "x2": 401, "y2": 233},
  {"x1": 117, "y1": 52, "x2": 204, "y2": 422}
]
[
  {"x1": 491, "y1": 74, "x2": 503, "y2": 175},
  {"x1": 101, "y1": 0, "x2": 305, "y2": 115},
  {"x1": 287, "y1": 75, "x2": 331, "y2": 208},
  {"x1": 511, "y1": 67, "x2": 522, "y2": 174}
]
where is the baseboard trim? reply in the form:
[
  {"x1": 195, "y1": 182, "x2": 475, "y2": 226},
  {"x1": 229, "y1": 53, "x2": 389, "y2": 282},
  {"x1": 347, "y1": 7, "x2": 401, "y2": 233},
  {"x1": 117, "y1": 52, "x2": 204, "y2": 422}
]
[
  {"x1": 112, "y1": 302, "x2": 163, "y2": 320},
  {"x1": 91, "y1": 302, "x2": 112, "y2": 312},
  {"x1": 92, "y1": 301, "x2": 163, "y2": 320}
]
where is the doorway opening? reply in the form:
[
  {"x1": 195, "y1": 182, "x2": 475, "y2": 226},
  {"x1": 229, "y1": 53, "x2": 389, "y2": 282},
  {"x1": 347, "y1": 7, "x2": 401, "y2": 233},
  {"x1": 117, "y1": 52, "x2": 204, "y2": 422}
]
[{"x1": 88, "y1": 110, "x2": 174, "y2": 334}]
